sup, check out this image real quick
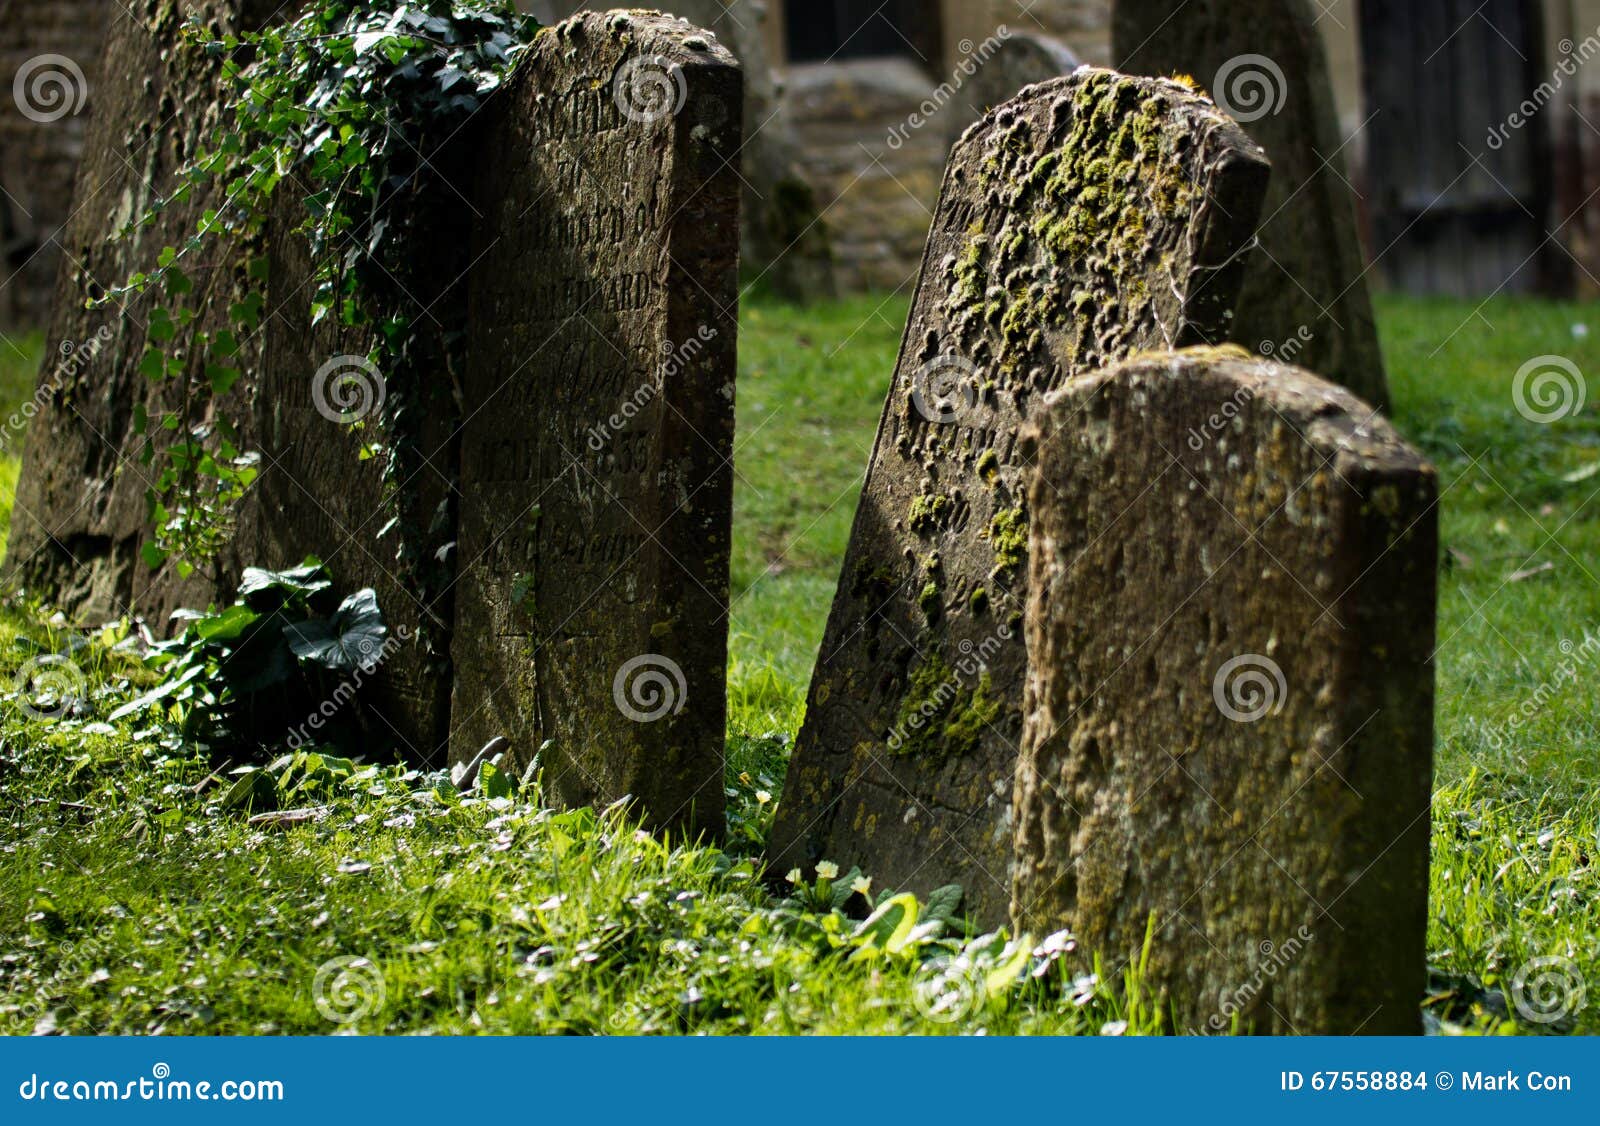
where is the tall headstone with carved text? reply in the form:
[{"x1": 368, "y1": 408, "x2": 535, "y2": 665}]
[
  {"x1": 769, "y1": 69, "x2": 1269, "y2": 922},
  {"x1": 1012, "y1": 348, "x2": 1435, "y2": 1033},
  {"x1": 449, "y1": 12, "x2": 741, "y2": 839}
]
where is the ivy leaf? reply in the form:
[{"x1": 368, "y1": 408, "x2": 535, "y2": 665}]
[
  {"x1": 206, "y1": 363, "x2": 242, "y2": 395},
  {"x1": 283, "y1": 588, "x2": 387, "y2": 672}
]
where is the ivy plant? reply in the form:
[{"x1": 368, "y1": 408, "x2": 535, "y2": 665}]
[
  {"x1": 104, "y1": 0, "x2": 538, "y2": 575},
  {"x1": 110, "y1": 558, "x2": 395, "y2": 756}
]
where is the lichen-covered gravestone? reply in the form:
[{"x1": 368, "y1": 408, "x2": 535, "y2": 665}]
[
  {"x1": 1115, "y1": 0, "x2": 1391, "y2": 412},
  {"x1": 769, "y1": 70, "x2": 1269, "y2": 922},
  {"x1": 1012, "y1": 348, "x2": 1436, "y2": 1034},
  {"x1": 448, "y1": 12, "x2": 741, "y2": 839}
]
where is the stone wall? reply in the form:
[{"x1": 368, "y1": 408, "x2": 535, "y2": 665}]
[{"x1": 0, "y1": 0, "x2": 112, "y2": 331}]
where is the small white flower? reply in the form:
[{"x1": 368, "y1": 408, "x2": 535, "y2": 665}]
[
  {"x1": 815, "y1": 861, "x2": 839, "y2": 880},
  {"x1": 755, "y1": 789, "x2": 772, "y2": 805},
  {"x1": 784, "y1": 867, "x2": 802, "y2": 885},
  {"x1": 850, "y1": 875, "x2": 872, "y2": 896}
]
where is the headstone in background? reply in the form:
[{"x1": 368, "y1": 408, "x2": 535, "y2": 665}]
[
  {"x1": 946, "y1": 29, "x2": 1081, "y2": 139},
  {"x1": 1115, "y1": 0, "x2": 1392, "y2": 412},
  {"x1": 1012, "y1": 347, "x2": 1435, "y2": 1034},
  {"x1": 449, "y1": 12, "x2": 741, "y2": 839},
  {"x1": 769, "y1": 69, "x2": 1269, "y2": 923}
]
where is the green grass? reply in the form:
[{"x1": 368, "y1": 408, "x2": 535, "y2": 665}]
[{"x1": 2, "y1": 294, "x2": 1598, "y2": 1035}]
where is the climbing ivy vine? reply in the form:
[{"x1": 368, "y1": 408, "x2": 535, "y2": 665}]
[{"x1": 102, "y1": 0, "x2": 538, "y2": 576}]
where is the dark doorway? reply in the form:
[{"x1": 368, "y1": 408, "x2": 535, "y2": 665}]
[
  {"x1": 785, "y1": 0, "x2": 940, "y2": 70},
  {"x1": 1360, "y1": 0, "x2": 1563, "y2": 295}
]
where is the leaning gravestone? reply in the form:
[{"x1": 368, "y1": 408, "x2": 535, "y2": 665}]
[
  {"x1": 769, "y1": 69, "x2": 1270, "y2": 923},
  {"x1": 1115, "y1": 0, "x2": 1391, "y2": 412},
  {"x1": 1012, "y1": 348, "x2": 1435, "y2": 1034},
  {"x1": 448, "y1": 12, "x2": 741, "y2": 840}
]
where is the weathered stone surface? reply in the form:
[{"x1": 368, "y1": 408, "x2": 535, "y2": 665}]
[
  {"x1": 527, "y1": 0, "x2": 835, "y2": 300},
  {"x1": 1012, "y1": 348, "x2": 1436, "y2": 1034},
  {"x1": 0, "y1": 0, "x2": 112, "y2": 330},
  {"x1": 1115, "y1": 0, "x2": 1391, "y2": 412},
  {"x1": 448, "y1": 12, "x2": 740, "y2": 839},
  {"x1": 769, "y1": 69, "x2": 1269, "y2": 923},
  {"x1": 4, "y1": 0, "x2": 281, "y2": 620}
]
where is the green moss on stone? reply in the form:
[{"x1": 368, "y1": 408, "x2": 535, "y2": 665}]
[
  {"x1": 989, "y1": 505, "x2": 1027, "y2": 574},
  {"x1": 888, "y1": 654, "x2": 1001, "y2": 759},
  {"x1": 908, "y1": 491, "x2": 951, "y2": 534},
  {"x1": 976, "y1": 448, "x2": 999, "y2": 481}
]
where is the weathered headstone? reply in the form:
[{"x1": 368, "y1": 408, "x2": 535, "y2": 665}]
[
  {"x1": 530, "y1": 0, "x2": 835, "y2": 301},
  {"x1": 1115, "y1": 0, "x2": 1391, "y2": 412},
  {"x1": 4, "y1": 0, "x2": 281, "y2": 618},
  {"x1": 769, "y1": 69, "x2": 1269, "y2": 922},
  {"x1": 448, "y1": 12, "x2": 741, "y2": 839},
  {"x1": 1011, "y1": 347, "x2": 1435, "y2": 1034}
]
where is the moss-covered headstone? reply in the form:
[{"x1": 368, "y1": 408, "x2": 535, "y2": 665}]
[
  {"x1": 447, "y1": 12, "x2": 741, "y2": 839},
  {"x1": 1115, "y1": 0, "x2": 1391, "y2": 412},
  {"x1": 768, "y1": 69, "x2": 1269, "y2": 923},
  {"x1": 1012, "y1": 348, "x2": 1436, "y2": 1034}
]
